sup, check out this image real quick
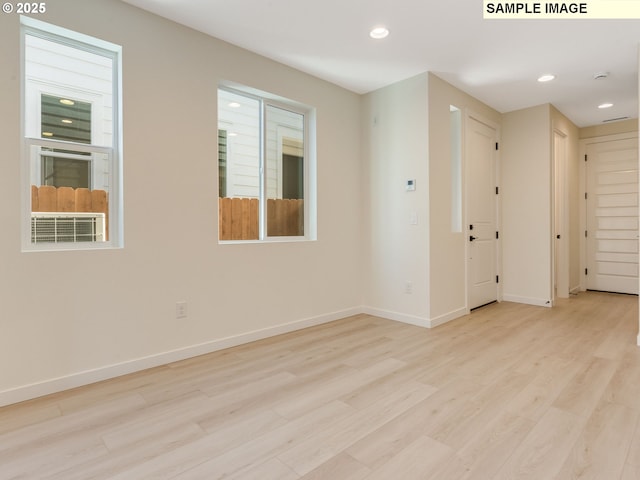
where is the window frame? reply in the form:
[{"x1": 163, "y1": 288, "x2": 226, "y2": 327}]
[
  {"x1": 218, "y1": 84, "x2": 317, "y2": 243},
  {"x1": 20, "y1": 16, "x2": 123, "y2": 251}
]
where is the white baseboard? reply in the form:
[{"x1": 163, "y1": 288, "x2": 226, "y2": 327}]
[
  {"x1": 361, "y1": 306, "x2": 430, "y2": 328},
  {"x1": 0, "y1": 307, "x2": 361, "y2": 408},
  {"x1": 361, "y1": 306, "x2": 468, "y2": 328},
  {"x1": 502, "y1": 294, "x2": 552, "y2": 308},
  {"x1": 570, "y1": 286, "x2": 582, "y2": 295},
  {"x1": 428, "y1": 307, "x2": 469, "y2": 327}
]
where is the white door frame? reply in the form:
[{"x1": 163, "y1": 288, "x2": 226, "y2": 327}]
[
  {"x1": 579, "y1": 131, "x2": 639, "y2": 292},
  {"x1": 464, "y1": 110, "x2": 502, "y2": 310},
  {"x1": 553, "y1": 128, "x2": 570, "y2": 300}
]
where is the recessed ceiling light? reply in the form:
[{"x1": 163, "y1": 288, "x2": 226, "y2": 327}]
[
  {"x1": 598, "y1": 102, "x2": 613, "y2": 109},
  {"x1": 228, "y1": 102, "x2": 241, "y2": 108},
  {"x1": 537, "y1": 74, "x2": 555, "y2": 82},
  {"x1": 369, "y1": 26, "x2": 389, "y2": 39},
  {"x1": 59, "y1": 99, "x2": 75, "y2": 106},
  {"x1": 61, "y1": 119, "x2": 73, "y2": 124}
]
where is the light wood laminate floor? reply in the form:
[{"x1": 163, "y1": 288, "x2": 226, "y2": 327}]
[{"x1": 1, "y1": 292, "x2": 639, "y2": 479}]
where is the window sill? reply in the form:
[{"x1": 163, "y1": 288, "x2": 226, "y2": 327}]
[
  {"x1": 218, "y1": 236, "x2": 316, "y2": 245},
  {"x1": 22, "y1": 241, "x2": 122, "y2": 253}
]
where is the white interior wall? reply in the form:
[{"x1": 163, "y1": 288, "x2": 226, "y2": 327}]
[
  {"x1": 0, "y1": 0, "x2": 363, "y2": 406},
  {"x1": 362, "y1": 74, "x2": 430, "y2": 326},
  {"x1": 501, "y1": 105, "x2": 553, "y2": 306}
]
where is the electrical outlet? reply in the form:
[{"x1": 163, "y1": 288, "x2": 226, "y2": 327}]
[
  {"x1": 176, "y1": 301, "x2": 188, "y2": 319},
  {"x1": 405, "y1": 281, "x2": 413, "y2": 294}
]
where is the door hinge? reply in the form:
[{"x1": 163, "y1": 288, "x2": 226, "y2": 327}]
[
  {"x1": 496, "y1": 142, "x2": 499, "y2": 151},
  {"x1": 496, "y1": 231, "x2": 499, "y2": 239},
  {"x1": 585, "y1": 192, "x2": 588, "y2": 200},
  {"x1": 585, "y1": 268, "x2": 588, "y2": 275},
  {"x1": 496, "y1": 275, "x2": 499, "y2": 283},
  {"x1": 496, "y1": 186, "x2": 499, "y2": 195},
  {"x1": 584, "y1": 154, "x2": 588, "y2": 162},
  {"x1": 585, "y1": 230, "x2": 588, "y2": 238}
]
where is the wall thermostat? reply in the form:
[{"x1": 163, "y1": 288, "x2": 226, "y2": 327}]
[{"x1": 406, "y1": 179, "x2": 416, "y2": 191}]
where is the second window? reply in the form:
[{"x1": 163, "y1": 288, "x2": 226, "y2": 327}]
[{"x1": 218, "y1": 87, "x2": 313, "y2": 241}]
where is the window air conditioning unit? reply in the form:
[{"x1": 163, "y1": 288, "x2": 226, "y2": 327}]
[{"x1": 31, "y1": 212, "x2": 106, "y2": 243}]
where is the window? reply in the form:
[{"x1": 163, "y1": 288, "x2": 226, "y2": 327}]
[
  {"x1": 21, "y1": 18, "x2": 122, "y2": 249},
  {"x1": 40, "y1": 94, "x2": 92, "y2": 189},
  {"x1": 218, "y1": 86, "x2": 315, "y2": 241}
]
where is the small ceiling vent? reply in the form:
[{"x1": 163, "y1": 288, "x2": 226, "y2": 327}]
[
  {"x1": 593, "y1": 72, "x2": 609, "y2": 80},
  {"x1": 603, "y1": 116, "x2": 629, "y2": 123}
]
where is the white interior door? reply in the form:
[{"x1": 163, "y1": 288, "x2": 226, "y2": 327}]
[
  {"x1": 468, "y1": 116, "x2": 498, "y2": 309},
  {"x1": 586, "y1": 137, "x2": 639, "y2": 294}
]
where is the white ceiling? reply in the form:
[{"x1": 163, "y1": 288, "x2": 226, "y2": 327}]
[{"x1": 122, "y1": 0, "x2": 640, "y2": 127}]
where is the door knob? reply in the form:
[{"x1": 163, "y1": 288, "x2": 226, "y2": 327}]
[{"x1": 469, "y1": 235, "x2": 477, "y2": 242}]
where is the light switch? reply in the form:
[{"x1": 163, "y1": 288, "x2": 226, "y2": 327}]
[
  {"x1": 406, "y1": 179, "x2": 416, "y2": 191},
  {"x1": 409, "y1": 212, "x2": 418, "y2": 225}
]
